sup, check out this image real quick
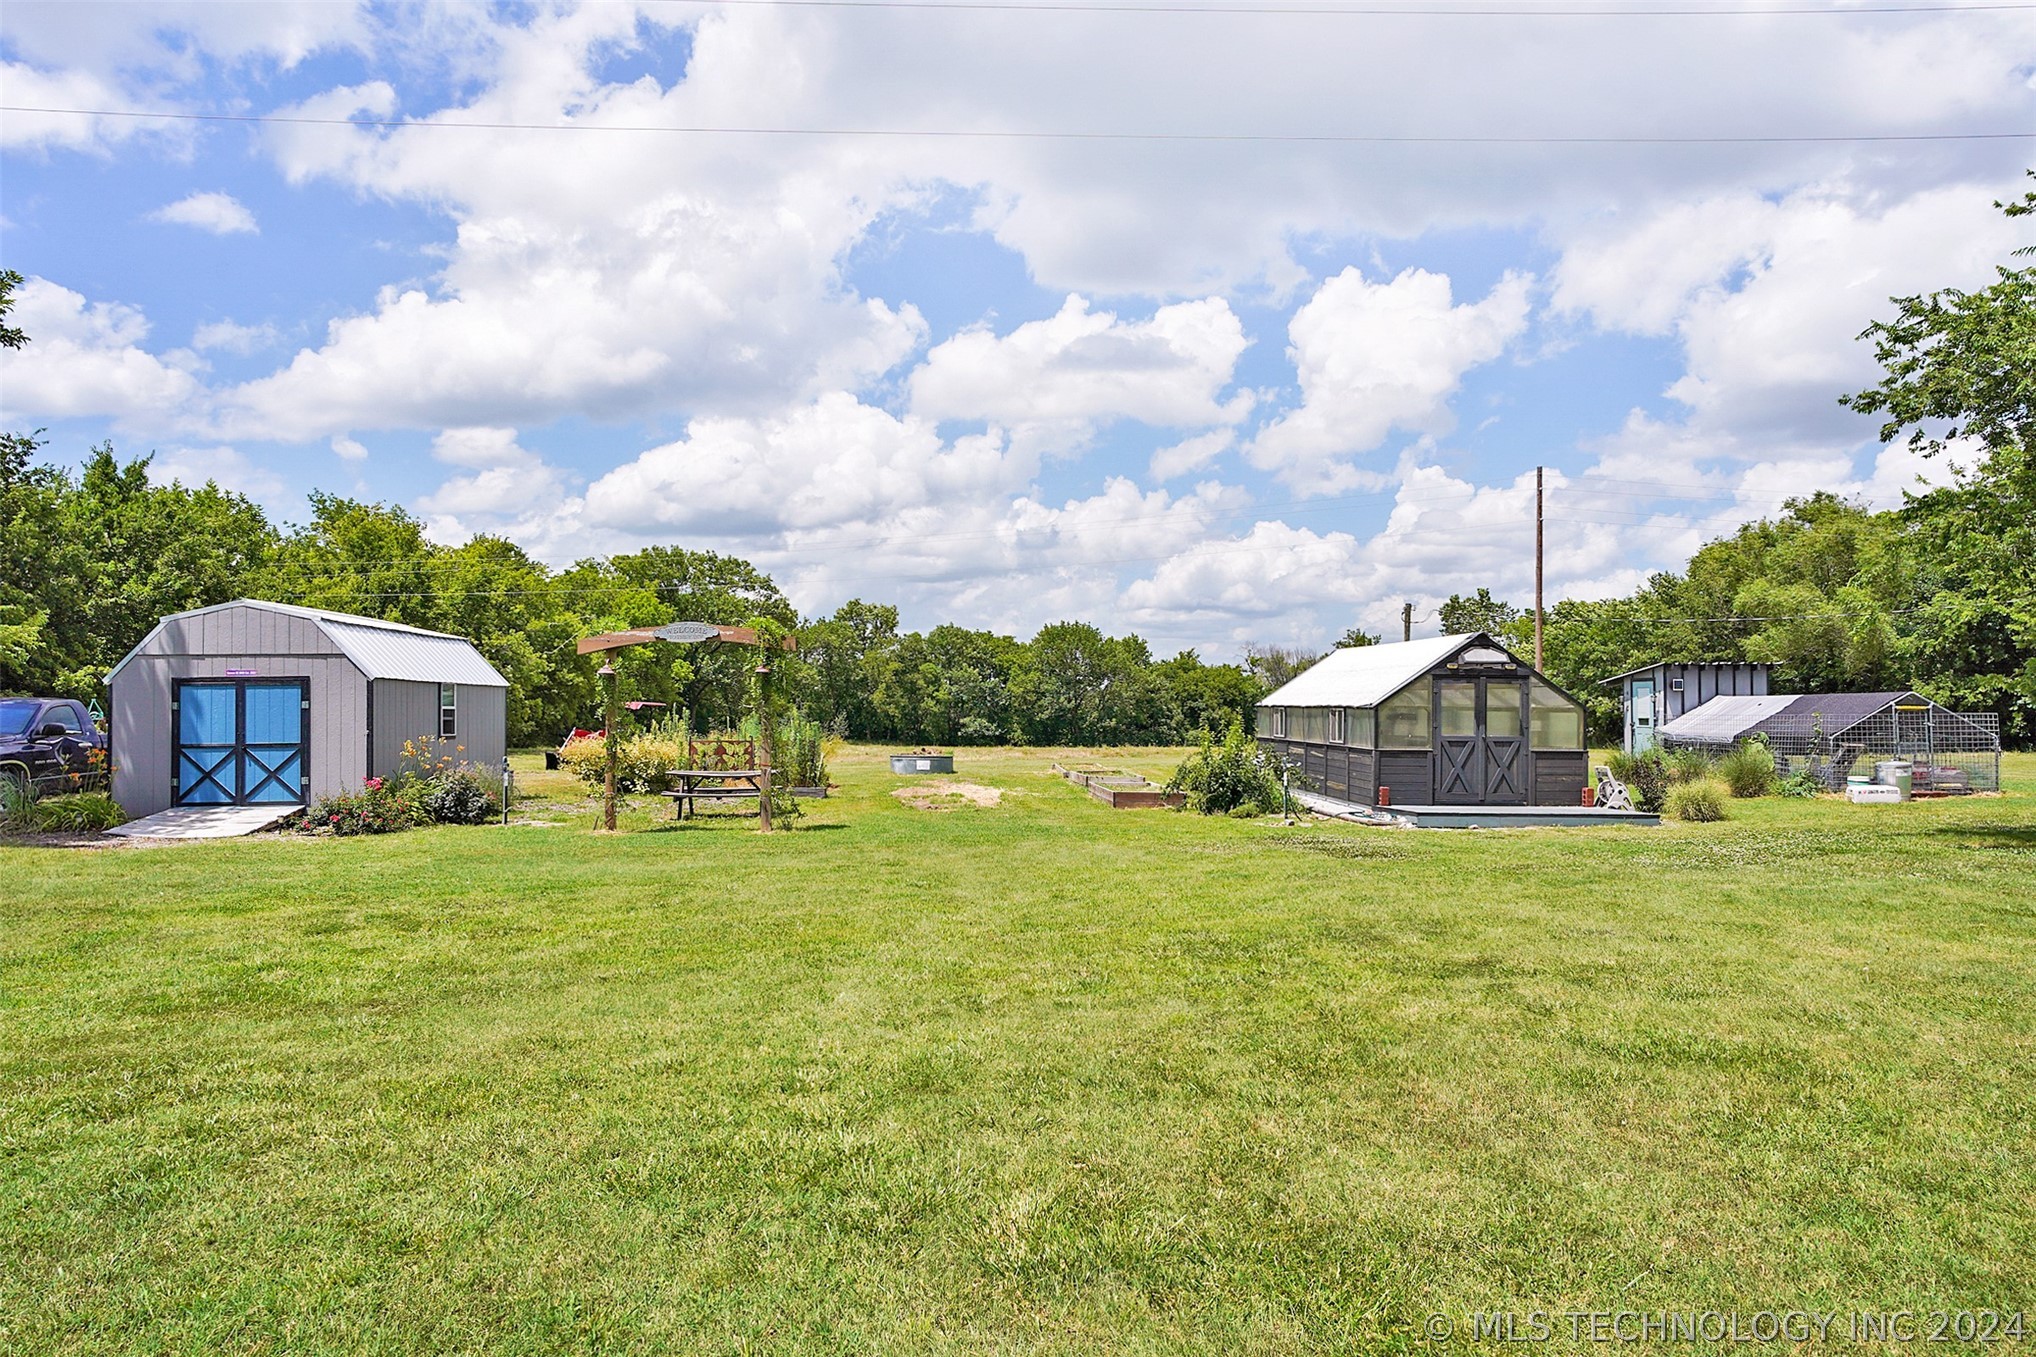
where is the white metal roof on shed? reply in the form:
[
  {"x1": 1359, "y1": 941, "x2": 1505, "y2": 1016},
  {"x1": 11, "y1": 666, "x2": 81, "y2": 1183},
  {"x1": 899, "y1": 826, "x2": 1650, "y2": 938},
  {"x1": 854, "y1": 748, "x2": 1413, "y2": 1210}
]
[
  {"x1": 107, "y1": 599, "x2": 509, "y2": 687},
  {"x1": 1257, "y1": 633, "x2": 1482, "y2": 709},
  {"x1": 1654, "y1": 693, "x2": 1798, "y2": 743}
]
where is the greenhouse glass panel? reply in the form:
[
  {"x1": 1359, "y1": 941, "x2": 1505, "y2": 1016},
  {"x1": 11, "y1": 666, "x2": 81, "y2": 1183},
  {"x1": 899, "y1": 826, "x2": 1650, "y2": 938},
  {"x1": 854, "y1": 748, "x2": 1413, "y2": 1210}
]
[
  {"x1": 1530, "y1": 680, "x2": 1584, "y2": 749},
  {"x1": 1380, "y1": 688, "x2": 1431, "y2": 748}
]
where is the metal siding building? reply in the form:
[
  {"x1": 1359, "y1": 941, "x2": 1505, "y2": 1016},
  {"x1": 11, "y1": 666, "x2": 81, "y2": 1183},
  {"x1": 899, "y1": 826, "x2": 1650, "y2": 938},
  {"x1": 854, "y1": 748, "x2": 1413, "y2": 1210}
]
[
  {"x1": 107, "y1": 600, "x2": 509, "y2": 817},
  {"x1": 1255, "y1": 633, "x2": 1590, "y2": 809},
  {"x1": 1603, "y1": 661, "x2": 1774, "y2": 754}
]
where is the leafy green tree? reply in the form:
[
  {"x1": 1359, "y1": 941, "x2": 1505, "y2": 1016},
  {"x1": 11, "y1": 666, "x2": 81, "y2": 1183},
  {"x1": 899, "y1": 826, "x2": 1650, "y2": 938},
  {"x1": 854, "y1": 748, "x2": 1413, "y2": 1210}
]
[
  {"x1": 1243, "y1": 644, "x2": 1318, "y2": 692},
  {"x1": 1012, "y1": 621, "x2": 1164, "y2": 745},
  {"x1": 1438, "y1": 588, "x2": 1519, "y2": 635},
  {"x1": 0, "y1": 269, "x2": 26, "y2": 350},
  {"x1": 1335, "y1": 628, "x2": 1381, "y2": 648},
  {"x1": 913, "y1": 625, "x2": 1024, "y2": 744},
  {"x1": 1155, "y1": 650, "x2": 1264, "y2": 737},
  {"x1": 798, "y1": 599, "x2": 903, "y2": 739},
  {"x1": 1840, "y1": 174, "x2": 2035, "y2": 739}
]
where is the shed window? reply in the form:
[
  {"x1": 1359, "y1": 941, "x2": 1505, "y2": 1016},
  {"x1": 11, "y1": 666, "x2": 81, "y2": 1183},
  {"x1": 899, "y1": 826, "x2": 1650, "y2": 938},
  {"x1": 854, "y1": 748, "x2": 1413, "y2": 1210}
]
[
  {"x1": 1379, "y1": 688, "x2": 1431, "y2": 748},
  {"x1": 1259, "y1": 706, "x2": 1284, "y2": 738},
  {"x1": 1346, "y1": 707, "x2": 1375, "y2": 748},
  {"x1": 439, "y1": 683, "x2": 458, "y2": 738},
  {"x1": 1529, "y1": 680, "x2": 1584, "y2": 749}
]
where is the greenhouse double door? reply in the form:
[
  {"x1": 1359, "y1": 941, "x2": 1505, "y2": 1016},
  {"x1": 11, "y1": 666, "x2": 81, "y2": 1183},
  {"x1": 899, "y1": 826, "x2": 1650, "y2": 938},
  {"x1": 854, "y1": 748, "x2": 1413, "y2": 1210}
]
[{"x1": 1434, "y1": 677, "x2": 1527, "y2": 805}]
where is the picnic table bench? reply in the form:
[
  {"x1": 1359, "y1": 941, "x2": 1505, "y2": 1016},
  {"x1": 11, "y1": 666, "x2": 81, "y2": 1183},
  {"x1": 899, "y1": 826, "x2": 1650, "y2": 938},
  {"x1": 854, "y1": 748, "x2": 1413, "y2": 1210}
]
[{"x1": 662, "y1": 768, "x2": 770, "y2": 819}]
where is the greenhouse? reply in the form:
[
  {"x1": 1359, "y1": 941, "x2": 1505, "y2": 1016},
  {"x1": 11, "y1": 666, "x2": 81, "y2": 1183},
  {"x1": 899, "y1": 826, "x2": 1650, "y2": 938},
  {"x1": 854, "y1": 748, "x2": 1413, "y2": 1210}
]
[{"x1": 1256, "y1": 633, "x2": 1589, "y2": 808}]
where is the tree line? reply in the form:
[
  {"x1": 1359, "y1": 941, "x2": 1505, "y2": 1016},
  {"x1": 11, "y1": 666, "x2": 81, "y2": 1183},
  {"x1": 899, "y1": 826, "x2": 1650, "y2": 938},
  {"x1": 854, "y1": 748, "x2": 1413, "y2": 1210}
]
[
  {"x1": 2, "y1": 176, "x2": 2028, "y2": 746},
  {"x1": 0, "y1": 440, "x2": 1276, "y2": 745}
]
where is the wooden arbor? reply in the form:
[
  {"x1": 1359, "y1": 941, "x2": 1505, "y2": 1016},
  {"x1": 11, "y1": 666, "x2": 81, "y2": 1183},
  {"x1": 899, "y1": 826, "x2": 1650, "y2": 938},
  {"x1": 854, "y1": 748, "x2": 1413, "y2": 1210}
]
[{"x1": 575, "y1": 622, "x2": 793, "y2": 831}]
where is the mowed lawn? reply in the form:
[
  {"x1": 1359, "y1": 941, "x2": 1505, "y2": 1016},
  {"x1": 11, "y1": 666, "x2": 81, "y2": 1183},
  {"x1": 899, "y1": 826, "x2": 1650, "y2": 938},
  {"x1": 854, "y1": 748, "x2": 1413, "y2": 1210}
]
[{"x1": 4, "y1": 748, "x2": 2034, "y2": 1355}]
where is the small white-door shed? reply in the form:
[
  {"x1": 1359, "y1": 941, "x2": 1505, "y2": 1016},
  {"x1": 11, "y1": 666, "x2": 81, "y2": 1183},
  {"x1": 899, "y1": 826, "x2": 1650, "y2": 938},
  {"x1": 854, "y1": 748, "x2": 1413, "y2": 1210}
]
[{"x1": 106, "y1": 600, "x2": 508, "y2": 817}]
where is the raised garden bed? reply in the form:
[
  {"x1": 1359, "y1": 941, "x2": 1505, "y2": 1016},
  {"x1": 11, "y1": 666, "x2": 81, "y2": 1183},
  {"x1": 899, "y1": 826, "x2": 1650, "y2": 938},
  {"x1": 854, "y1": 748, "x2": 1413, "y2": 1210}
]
[{"x1": 1050, "y1": 762, "x2": 1184, "y2": 810}]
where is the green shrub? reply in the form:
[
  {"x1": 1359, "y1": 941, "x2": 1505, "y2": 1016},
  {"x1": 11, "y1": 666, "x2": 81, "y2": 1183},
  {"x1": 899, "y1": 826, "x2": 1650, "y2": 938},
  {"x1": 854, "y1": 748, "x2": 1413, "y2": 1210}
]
[
  {"x1": 421, "y1": 769, "x2": 499, "y2": 825},
  {"x1": 1665, "y1": 779, "x2": 1729, "y2": 822},
  {"x1": 757, "y1": 709, "x2": 829, "y2": 788},
  {"x1": 305, "y1": 777, "x2": 422, "y2": 836},
  {"x1": 1778, "y1": 766, "x2": 1824, "y2": 798},
  {"x1": 34, "y1": 793, "x2": 127, "y2": 832},
  {"x1": 1613, "y1": 749, "x2": 1670, "y2": 814},
  {"x1": 1663, "y1": 747, "x2": 1714, "y2": 785},
  {"x1": 1715, "y1": 740, "x2": 1777, "y2": 798},
  {"x1": 1167, "y1": 721, "x2": 1288, "y2": 815},
  {"x1": 557, "y1": 731, "x2": 685, "y2": 795}
]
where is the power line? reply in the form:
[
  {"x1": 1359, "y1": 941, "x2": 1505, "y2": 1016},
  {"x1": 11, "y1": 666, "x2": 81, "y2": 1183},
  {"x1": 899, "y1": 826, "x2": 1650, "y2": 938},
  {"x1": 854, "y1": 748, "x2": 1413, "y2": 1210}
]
[
  {"x1": 645, "y1": 0, "x2": 2036, "y2": 14},
  {"x1": 6, "y1": 105, "x2": 2029, "y2": 145},
  {"x1": 217, "y1": 479, "x2": 1813, "y2": 589}
]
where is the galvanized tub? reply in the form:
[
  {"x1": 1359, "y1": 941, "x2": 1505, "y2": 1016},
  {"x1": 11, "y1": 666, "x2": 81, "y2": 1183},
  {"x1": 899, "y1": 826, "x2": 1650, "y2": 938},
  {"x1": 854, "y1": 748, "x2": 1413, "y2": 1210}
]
[{"x1": 891, "y1": 753, "x2": 955, "y2": 774}]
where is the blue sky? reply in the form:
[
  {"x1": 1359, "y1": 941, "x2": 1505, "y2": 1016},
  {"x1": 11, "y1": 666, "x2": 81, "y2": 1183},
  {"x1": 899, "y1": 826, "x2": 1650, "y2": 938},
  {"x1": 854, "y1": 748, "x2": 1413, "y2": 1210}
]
[{"x1": 3, "y1": 0, "x2": 2032, "y2": 658}]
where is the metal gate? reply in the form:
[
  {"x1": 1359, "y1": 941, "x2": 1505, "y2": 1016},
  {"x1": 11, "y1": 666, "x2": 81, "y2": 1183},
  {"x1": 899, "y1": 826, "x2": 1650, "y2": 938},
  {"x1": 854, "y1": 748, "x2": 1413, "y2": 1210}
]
[{"x1": 172, "y1": 679, "x2": 309, "y2": 806}]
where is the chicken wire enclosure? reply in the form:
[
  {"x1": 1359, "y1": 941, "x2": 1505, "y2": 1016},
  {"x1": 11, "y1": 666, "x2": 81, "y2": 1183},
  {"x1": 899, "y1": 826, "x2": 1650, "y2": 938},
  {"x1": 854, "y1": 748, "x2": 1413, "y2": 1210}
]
[{"x1": 1663, "y1": 700, "x2": 2001, "y2": 794}]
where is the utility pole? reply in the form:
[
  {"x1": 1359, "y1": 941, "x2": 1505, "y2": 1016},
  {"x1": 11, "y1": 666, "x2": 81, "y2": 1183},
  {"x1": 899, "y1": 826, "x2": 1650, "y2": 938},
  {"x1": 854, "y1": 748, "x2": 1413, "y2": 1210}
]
[
  {"x1": 1534, "y1": 465, "x2": 1545, "y2": 671},
  {"x1": 1402, "y1": 601, "x2": 1414, "y2": 642}
]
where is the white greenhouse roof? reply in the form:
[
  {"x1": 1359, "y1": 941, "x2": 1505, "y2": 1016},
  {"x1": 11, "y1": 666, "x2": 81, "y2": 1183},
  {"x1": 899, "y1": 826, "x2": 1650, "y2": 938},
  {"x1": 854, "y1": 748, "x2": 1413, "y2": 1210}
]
[
  {"x1": 108, "y1": 599, "x2": 509, "y2": 687},
  {"x1": 1654, "y1": 694, "x2": 1798, "y2": 743},
  {"x1": 1258, "y1": 633, "x2": 1486, "y2": 709}
]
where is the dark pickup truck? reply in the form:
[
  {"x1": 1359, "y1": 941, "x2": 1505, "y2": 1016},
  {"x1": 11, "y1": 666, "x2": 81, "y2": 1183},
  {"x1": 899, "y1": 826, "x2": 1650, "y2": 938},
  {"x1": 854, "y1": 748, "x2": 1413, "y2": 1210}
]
[{"x1": 0, "y1": 697, "x2": 106, "y2": 793}]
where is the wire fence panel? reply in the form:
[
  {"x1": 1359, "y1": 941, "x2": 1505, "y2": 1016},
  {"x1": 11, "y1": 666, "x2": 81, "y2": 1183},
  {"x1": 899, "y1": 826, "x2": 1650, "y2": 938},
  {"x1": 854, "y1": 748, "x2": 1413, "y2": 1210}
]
[{"x1": 1664, "y1": 708, "x2": 2002, "y2": 793}]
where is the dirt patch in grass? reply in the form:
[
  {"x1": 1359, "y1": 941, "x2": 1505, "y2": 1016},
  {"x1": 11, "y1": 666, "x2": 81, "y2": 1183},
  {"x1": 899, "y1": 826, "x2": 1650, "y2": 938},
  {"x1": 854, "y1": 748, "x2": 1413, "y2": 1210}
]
[
  {"x1": 0, "y1": 830, "x2": 184, "y2": 851},
  {"x1": 892, "y1": 780, "x2": 1004, "y2": 811}
]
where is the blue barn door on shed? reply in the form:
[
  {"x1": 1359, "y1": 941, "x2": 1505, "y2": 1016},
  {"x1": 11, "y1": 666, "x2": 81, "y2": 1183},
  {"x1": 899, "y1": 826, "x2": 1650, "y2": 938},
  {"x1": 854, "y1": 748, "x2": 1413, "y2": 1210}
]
[{"x1": 174, "y1": 680, "x2": 309, "y2": 806}]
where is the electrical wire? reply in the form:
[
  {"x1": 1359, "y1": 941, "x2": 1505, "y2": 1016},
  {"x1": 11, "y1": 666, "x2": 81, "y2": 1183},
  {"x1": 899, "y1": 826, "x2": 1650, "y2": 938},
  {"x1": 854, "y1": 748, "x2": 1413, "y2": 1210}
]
[
  {"x1": 6, "y1": 105, "x2": 2029, "y2": 145},
  {"x1": 643, "y1": 0, "x2": 2036, "y2": 14},
  {"x1": 169, "y1": 477, "x2": 1818, "y2": 589}
]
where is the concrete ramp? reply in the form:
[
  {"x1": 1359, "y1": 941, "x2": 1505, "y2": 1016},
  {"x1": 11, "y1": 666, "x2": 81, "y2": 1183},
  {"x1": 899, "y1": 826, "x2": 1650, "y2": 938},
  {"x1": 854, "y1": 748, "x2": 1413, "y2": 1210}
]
[{"x1": 106, "y1": 805, "x2": 302, "y2": 839}]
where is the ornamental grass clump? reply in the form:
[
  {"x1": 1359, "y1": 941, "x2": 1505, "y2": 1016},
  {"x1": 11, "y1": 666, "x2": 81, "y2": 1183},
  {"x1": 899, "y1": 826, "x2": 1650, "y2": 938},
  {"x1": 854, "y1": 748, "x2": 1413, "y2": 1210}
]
[
  {"x1": 1663, "y1": 747, "x2": 1715, "y2": 785},
  {"x1": 1715, "y1": 739, "x2": 1778, "y2": 798},
  {"x1": 1665, "y1": 778, "x2": 1729, "y2": 823},
  {"x1": 1167, "y1": 720, "x2": 1287, "y2": 816},
  {"x1": 0, "y1": 781, "x2": 127, "y2": 834}
]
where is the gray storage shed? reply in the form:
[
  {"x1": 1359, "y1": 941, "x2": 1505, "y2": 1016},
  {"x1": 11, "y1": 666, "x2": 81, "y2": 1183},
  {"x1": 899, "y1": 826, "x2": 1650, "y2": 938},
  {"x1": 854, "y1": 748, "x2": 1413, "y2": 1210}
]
[
  {"x1": 1255, "y1": 632, "x2": 1589, "y2": 808},
  {"x1": 1603, "y1": 661, "x2": 1774, "y2": 754},
  {"x1": 107, "y1": 600, "x2": 508, "y2": 817}
]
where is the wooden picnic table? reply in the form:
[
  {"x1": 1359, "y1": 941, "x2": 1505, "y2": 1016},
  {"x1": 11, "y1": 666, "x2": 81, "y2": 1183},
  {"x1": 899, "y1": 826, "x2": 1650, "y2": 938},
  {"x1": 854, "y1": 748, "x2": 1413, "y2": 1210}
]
[{"x1": 662, "y1": 768, "x2": 770, "y2": 819}]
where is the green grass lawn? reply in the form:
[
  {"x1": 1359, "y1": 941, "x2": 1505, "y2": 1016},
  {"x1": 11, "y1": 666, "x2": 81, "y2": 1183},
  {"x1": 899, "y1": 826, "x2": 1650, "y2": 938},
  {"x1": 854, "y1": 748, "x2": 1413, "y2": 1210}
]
[{"x1": 4, "y1": 748, "x2": 2034, "y2": 1354}]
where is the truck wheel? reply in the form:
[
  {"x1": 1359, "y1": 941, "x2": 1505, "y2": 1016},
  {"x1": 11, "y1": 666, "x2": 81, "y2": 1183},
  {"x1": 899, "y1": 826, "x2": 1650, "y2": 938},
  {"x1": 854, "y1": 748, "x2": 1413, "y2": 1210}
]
[{"x1": 0, "y1": 763, "x2": 30, "y2": 805}]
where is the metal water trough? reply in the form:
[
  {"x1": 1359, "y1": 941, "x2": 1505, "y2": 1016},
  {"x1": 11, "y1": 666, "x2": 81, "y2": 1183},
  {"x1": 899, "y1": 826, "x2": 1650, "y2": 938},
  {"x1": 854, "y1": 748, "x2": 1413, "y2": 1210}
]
[{"x1": 891, "y1": 752, "x2": 955, "y2": 774}]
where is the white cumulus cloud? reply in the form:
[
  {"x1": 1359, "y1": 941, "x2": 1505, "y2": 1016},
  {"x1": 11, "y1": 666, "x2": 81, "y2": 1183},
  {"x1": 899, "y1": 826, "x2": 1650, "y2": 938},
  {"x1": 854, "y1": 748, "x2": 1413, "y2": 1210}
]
[
  {"x1": 0, "y1": 277, "x2": 203, "y2": 424},
  {"x1": 1247, "y1": 268, "x2": 1533, "y2": 494},
  {"x1": 149, "y1": 191, "x2": 259, "y2": 235}
]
